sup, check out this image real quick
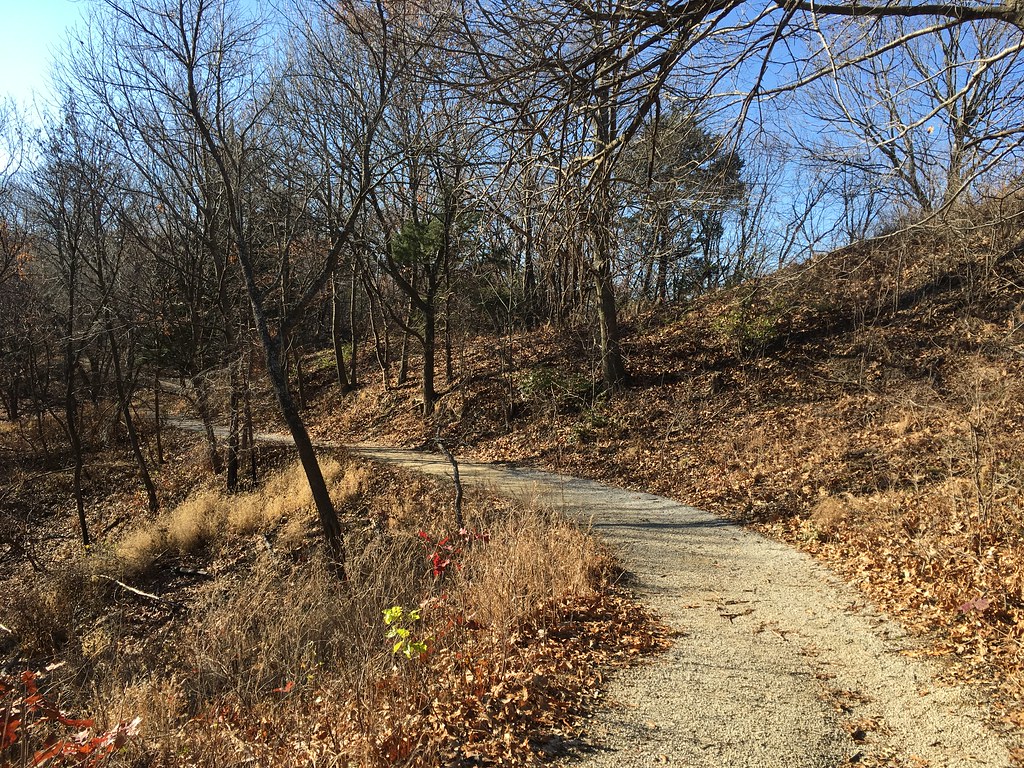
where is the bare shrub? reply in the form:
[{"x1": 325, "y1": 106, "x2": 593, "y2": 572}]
[{"x1": 456, "y1": 505, "x2": 606, "y2": 630}]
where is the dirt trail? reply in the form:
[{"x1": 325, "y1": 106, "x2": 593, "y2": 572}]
[
  {"x1": 343, "y1": 443, "x2": 1010, "y2": 768},
  {"x1": 169, "y1": 420, "x2": 1012, "y2": 766}
]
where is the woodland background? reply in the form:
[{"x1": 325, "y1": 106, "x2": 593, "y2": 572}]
[{"x1": 4, "y1": 0, "x2": 1024, "y2": 765}]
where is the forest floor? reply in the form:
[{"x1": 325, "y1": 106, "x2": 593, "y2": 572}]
[
  {"x1": 304, "y1": 212, "x2": 1024, "y2": 764},
  {"x1": 6, "y1": 210, "x2": 1024, "y2": 766},
  {"x1": 333, "y1": 443, "x2": 1015, "y2": 767},
  {"x1": 0, "y1": 422, "x2": 666, "y2": 766}
]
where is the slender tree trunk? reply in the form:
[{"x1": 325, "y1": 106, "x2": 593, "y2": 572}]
[
  {"x1": 28, "y1": 352, "x2": 49, "y2": 459},
  {"x1": 332, "y1": 271, "x2": 351, "y2": 393},
  {"x1": 107, "y1": 321, "x2": 159, "y2": 514},
  {"x1": 349, "y1": 257, "x2": 358, "y2": 388},
  {"x1": 4, "y1": 375, "x2": 19, "y2": 421},
  {"x1": 193, "y1": 375, "x2": 223, "y2": 474},
  {"x1": 591, "y1": 46, "x2": 630, "y2": 391},
  {"x1": 523, "y1": 201, "x2": 539, "y2": 327},
  {"x1": 226, "y1": 361, "x2": 241, "y2": 492},
  {"x1": 294, "y1": 350, "x2": 307, "y2": 411},
  {"x1": 236, "y1": 255, "x2": 344, "y2": 566},
  {"x1": 244, "y1": 375, "x2": 257, "y2": 486},
  {"x1": 367, "y1": 288, "x2": 390, "y2": 390},
  {"x1": 444, "y1": 293, "x2": 454, "y2": 385},
  {"x1": 263, "y1": 328, "x2": 343, "y2": 565},
  {"x1": 398, "y1": 310, "x2": 412, "y2": 386},
  {"x1": 153, "y1": 372, "x2": 164, "y2": 464},
  {"x1": 422, "y1": 303, "x2": 437, "y2": 416},
  {"x1": 65, "y1": 351, "x2": 89, "y2": 548},
  {"x1": 656, "y1": 212, "x2": 670, "y2": 302}
]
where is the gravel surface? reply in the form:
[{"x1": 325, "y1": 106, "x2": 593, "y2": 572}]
[
  {"x1": 167, "y1": 418, "x2": 1011, "y2": 767},
  {"x1": 348, "y1": 444, "x2": 1012, "y2": 768}
]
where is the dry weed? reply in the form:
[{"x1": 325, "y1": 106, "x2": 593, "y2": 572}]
[
  {"x1": 2, "y1": 440, "x2": 658, "y2": 768},
  {"x1": 457, "y1": 506, "x2": 605, "y2": 630},
  {"x1": 112, "y1": 459, "x2": 359, "y2": 576}
]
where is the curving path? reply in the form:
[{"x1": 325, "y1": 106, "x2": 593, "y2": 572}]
[
  {"x1": 169, "y1": 419, "x2": 1012, "y2": 766},
  {"x1": 345, "y1": 443, "x2": 1010, "y2": 768}
]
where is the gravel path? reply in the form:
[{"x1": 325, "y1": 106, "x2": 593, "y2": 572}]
[
  {"x1": 166, "y1": 419, "x2": 1011, "y2": 766},
  {"x1": 347, "y1": 443, "x2": 1011, "y2": 768}
]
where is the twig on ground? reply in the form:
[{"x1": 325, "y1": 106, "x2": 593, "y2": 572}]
[{"x1": 96, "y1": 574, "x2": 183, "y2": 612}]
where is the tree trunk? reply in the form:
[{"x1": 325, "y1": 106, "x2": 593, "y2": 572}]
[
  {"x1": 656, "y1": 212, "x2": 670, "y2": 302},
  {"x1": 153, "y1": 372, "x2": 164, "y2": 464},
  {"x1": 349, "y1": 257, "x2": 359, "y2": 388},
  {"x1": 332, "y1": 271, "x2": 351, "y2": 393},
  {"x1": 422, "y1": 304, "x2": 437, "y2": 416},
  {"x1": 65, "y1": 356, "x2": 89, "y2": 548},
  {"x1": 293, "y1": 350, "x2": 307, "y2": 411},
  {"x1": 367, "y1": 288, "x2": 390, "y2": 390},
  {"x1": 4, "y1": 373, "x2": 19, "y2": 421},
  {"x1": 240, "y1": 271, "x2": 344, "y2": 566},
  {"x1": 226, "y1": 362, "x2": 241, "y2": 492},
  {"x1": 244, "y1": 371, "x2": 257, "y2": 486},
  {"x1": 591, "y1": 47, "x2": 630, "y2": 391},
  {"x1": 27, "y1": 352, "x2": 49, "y2": 459},
  {"x1": 264, "y1": 330, "x2": 344, "y2": 566},
  {"x1": 444, "y1": 293, "x2": 454, "y2": 385},
  {"x1": 193, "y1": 375, "x2": 223, "y2": 474},
  {"x1": 107, "y1": 321, "x2": 159, "y2": 514},
  {"x1": 398, "y1": 295, "x2": 414, "y2": 386},
  {"x1": 593, "y1": 254, "x2": 629, "y2": 389}
]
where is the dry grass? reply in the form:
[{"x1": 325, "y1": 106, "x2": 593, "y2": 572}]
[
  {"x1": 305, "y1": 205, "x2": 1024, "y2": 731},
  {"x1": 1, "y1": 447, "x2": 650, "y2": 768},
  {"x1": 457, "y1": 505, "x2": 604, "y2": 630},
  {"x1": 113, "y1": 458, "x2": 348, "y2": 577}
]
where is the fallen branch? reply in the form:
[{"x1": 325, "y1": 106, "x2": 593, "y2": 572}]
[
  {"x1": 172, "y1": 565, "x2": 213, "y2": 580},
  {"x1": 97, "y1": 575, "x2": 182, "y2": 612}
]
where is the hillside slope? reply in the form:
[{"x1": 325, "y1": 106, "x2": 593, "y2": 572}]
[{"x1": 314, "y1": 211, "x2": 1024, "y2": 740}]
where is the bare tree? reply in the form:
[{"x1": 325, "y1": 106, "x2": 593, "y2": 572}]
[
  {"x1": 796, "y1": 15, "x2": 1024, "y2": 220},
  {"x1": 79, "y1": 0, "x2": 362, "y2": 564}
]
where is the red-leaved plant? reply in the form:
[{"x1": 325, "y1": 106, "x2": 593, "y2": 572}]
[
  {"x1": 1, "y1": 666, "x2": 140, "y2": 767},
  {"x1": 416, "y1": 528, "x2": 490, "y2": 578}
]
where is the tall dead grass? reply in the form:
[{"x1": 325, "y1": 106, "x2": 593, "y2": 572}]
[
  {"x1": 114, "y1": 458, "x2": 351, "y2": 577},
  {"x1": 2, "y1": 455, "x2": 618, "y2": 768}
]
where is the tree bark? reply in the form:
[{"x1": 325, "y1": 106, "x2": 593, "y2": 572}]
[
  {"x1": 226, "y1": 362, "x2": 241, "y2": 492},
  {"x1": 192, "y1": 375, "x2": 223, "y2": 474},
  {"x1": 366, "y1": 285, "x2": 390, "y2": 390},
  {"x1": 107, "y1": 320, "x2": 159, "y2": 514},
  {"x1": 591, "y1": 28, "x2": 630, "y2": 391},
  {"x1": 398, "y1": 304, "x2": 412, "y2": 385},
  {"x1": 422, "y1": 303, "x2": 437, "y2": 416},
  {"x1": 264, "y1": 328, "x2": 344, "y2": 566},
  {"x1": 65, "y1": 358, "x2": 89, "y2": 548},
  {"x1": 153, "y1": 372, "x2": 164, "y2": 464},
  {"x1": 349, "y1": 256, "x2": 359, "y2": 388},
  {"x1": 332, "y1": 271, "x2": 351, "y2": 393},
  {"x1": 294, "y1": 348, "x2": 308, "y2": 411},
  {"x1": 244, "y1": 360, "x2": 257, "y2": 486}
]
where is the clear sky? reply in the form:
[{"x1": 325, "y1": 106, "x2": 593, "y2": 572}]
[{"x1": 0, "y1": 0, "x2": 87, "y2": 110}]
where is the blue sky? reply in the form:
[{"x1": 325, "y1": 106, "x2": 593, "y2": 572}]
[{"x1": 0, "y1": 0, "x2": 86, "y2": 109}]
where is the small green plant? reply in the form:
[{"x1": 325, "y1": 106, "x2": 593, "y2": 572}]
[
  {"x1": 516, "y1": 365, "x2": 591, "y2": 410},
  {"x1": 383, "y1": 606, "x2": 428, "y2": 659},
  {"x1": 710, "y1": 294, "x2": 785, "y2": 356}
]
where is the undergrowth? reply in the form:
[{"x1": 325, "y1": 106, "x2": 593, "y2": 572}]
[{"x1": 1, "y1": 451, "x2": 664, "y2": 767}]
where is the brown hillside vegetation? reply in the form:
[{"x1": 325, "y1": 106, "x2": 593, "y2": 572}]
[
  {"x1": 316, "y1": 206, "x2": 1024, "y2": 736},
  {"x1": 0, "y1": 431, "x2": 666, "y2": 767}
]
